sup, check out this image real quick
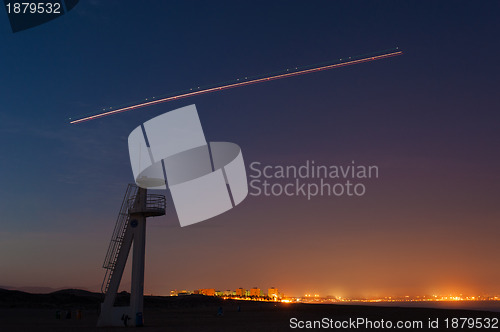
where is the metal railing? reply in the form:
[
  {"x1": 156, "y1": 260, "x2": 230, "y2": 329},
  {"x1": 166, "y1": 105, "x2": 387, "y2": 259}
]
[{"x1": 127, "y1": 193, "x2": 166, "y2": 215}]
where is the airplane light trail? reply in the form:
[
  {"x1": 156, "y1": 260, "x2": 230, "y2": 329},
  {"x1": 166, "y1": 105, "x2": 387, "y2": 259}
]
[{"x1": 69, "y1": 49, "x2": 403, "y2": 124}]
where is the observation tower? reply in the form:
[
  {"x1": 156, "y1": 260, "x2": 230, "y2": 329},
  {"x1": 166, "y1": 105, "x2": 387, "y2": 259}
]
[{"x1": 97, "y1": 184, "x2": 165, "y2": 327}]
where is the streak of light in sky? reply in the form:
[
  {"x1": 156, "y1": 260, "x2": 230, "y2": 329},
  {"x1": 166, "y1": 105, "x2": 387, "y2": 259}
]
[{"x1": 69, "y1": 49, "x2": 403, "y2": 124}]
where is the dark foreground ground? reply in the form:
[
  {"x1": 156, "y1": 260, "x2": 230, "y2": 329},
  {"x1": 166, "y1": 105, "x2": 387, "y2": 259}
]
[{"x1": 1, "y1": 289, "x2": 499, "y2": 331}]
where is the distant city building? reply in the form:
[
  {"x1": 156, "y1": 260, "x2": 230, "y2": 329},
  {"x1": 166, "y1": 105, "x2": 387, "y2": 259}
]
[
  {"x1": 200, "y1": 288, "x2": 215, "y2": 296},
  {"x1": 173, "y1": 286, "x2": 285, "y2": 299},
  {"x1": 235, "y1": 288, "x2": 246, "y2": 297},
  {"x1": 268, "y1": 287, "x2": 279, "y2": 299},
  {"x1": 250, "y1": 287, "x2": 260, "y2": 297},
  {"x1": 170, "y1": 289, "x2": 191, "y2": 296}
]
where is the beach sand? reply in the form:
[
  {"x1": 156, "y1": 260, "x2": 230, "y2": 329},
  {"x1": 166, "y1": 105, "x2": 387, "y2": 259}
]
[{"x1": 1, "y1": 290, "x2": 499, "y2": 331}]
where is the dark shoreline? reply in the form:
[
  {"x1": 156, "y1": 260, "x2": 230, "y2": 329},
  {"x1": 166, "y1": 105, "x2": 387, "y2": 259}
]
[{"x1": 1, "y1": 289, "x2": 499, "y2": 331}]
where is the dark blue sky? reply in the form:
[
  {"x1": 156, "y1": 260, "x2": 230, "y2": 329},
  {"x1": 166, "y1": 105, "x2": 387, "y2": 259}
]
[{"x1": 1, "y1": 1, "x2": 499, "y2": 297}]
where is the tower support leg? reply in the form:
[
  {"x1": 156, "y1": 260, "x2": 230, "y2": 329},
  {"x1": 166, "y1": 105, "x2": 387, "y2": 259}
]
[{"x1": 130, "y1": 214, "x2": 146, "y2": 326}]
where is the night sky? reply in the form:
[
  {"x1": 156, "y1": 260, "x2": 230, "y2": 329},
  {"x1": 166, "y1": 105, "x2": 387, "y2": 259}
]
[{"x1": 1, "y1": 1, "x2": 499, "y2": 298}]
